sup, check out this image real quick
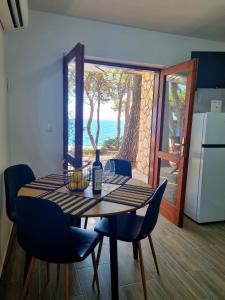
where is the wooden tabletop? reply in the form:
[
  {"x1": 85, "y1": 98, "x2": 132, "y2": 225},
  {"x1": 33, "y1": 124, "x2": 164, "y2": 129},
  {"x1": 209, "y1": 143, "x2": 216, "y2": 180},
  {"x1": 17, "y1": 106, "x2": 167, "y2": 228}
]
[{"x1": 18, "y1": 175, "x2": 154, "y2": 218}]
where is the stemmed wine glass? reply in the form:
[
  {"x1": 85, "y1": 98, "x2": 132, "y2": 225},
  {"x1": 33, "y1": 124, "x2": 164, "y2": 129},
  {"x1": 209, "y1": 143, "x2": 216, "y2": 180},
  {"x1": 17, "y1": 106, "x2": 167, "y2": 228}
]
[
  {"x1": 108, "y1": 160, "x2": 115, "y2": 181},
  {"x1": 103, "y1": 160, "x2": 115, "y2": 184}
]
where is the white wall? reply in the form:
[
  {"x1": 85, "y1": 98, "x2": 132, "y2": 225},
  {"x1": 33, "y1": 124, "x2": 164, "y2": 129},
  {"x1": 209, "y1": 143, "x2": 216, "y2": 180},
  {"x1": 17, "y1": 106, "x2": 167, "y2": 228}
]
[
  {"x1": 0, "y1": 26, "x2": 11, "y2": 275},
  {"x1": 6, "y1": 10, "x2": 225, "y2": 177}
]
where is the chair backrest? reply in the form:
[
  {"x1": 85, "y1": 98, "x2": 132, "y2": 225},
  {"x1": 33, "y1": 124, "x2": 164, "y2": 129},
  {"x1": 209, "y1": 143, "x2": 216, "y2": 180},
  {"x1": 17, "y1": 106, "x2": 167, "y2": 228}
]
[
  {"x1": 108, "y1": 159, "x2": 132, "y2": 177},
  {"x1": 16, "y1": 196, "x2": 73, "y2": 263},
  {"x1": 4, "y1": 164, "x2": 35, "y2": 222},
  {"x1": 137, "y1": 180, "x2": 167, "y2": 240}
]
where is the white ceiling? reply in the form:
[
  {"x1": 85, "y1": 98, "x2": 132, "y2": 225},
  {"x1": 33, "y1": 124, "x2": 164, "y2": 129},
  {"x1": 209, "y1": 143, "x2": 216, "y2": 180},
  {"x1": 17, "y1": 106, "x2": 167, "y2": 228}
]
[{"x1": 29, "y1": 0, "x2": 225, "y2": 41}]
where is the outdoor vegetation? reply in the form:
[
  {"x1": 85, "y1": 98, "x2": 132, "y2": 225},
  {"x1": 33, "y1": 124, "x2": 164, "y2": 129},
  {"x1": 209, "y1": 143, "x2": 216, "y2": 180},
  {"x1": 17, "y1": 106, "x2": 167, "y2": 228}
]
[
  {"x1": 68, "y1": 64, "x2": 186, "y2": 166},
  {"x1": 68, "y1": 64, "x2": 143, "y2": 165},
  {"x1": 167, "y1": 79, "x2": 186, "y2": 154}
]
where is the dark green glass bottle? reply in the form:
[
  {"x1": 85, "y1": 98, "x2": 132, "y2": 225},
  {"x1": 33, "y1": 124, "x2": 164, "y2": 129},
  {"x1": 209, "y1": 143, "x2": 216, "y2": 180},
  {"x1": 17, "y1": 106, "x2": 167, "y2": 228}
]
[{"x1": 92, "y1": 149, "x2": 103, "y2": 194}]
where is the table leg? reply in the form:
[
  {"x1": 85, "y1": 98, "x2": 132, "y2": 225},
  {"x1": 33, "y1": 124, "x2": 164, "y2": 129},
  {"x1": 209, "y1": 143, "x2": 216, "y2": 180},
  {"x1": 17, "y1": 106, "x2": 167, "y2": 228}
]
[{"x1": 109, "y1": 216, "x2": 119, "y2": 300}]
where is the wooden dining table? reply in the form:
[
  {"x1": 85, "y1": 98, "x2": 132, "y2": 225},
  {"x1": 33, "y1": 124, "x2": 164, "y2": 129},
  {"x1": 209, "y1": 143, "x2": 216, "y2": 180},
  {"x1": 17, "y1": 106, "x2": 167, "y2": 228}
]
[{"x1": 18, "y1": 173, "x2": 155, "y2": 300}]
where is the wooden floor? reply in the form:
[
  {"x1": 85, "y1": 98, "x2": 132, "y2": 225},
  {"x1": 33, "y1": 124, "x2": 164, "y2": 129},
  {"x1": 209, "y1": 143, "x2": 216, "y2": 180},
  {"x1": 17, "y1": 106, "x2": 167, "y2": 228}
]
[{"x1": 1, "y1": 212, "x2": 225, "y2": 300}]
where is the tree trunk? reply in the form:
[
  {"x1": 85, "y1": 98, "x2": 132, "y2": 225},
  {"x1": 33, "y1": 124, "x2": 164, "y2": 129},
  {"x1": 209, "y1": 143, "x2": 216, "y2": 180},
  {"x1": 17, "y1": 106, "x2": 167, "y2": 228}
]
[
  {"x1": 87, "y1": 98, "x2": 97, "y2": 150},
  {"x1": 95, "y1": 94, "x2": 101, "y2": 147},
  {"x1": 116, "y1": 98, "x2": 122, "y2": 149},
  {"x1": 116, "y1": 75, "x2": 142, "y2": 166},
  {"x1": 124, "y1": 76, "x2": 132, "y2": 137}
]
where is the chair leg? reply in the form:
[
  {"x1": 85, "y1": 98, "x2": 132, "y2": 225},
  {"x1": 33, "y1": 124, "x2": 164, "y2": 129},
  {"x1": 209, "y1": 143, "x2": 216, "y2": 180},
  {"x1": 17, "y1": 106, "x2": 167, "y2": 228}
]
[
  {"x1": 91, "y1": 251, "x2": 100, "y2": 293},
  {"x1": 64, "y1": 264, "x2": 71, "y2": 300},
  {"x1": 84, "y1": 217, "x2": 88, "y2": 229},
  {"x1": 92, "y1": 237, "x2": 103, "y2": 285},
  {"x1": 96, "y1": 237, "x2": 104, "y2": 267},
  {"x1": 3, "y1": 226, "x2": 16, "y2": 269},
  {"x1": 46, "y1": 263, "x2": 50, "y2": 282},
  {"x1": 57, "y1": 264, "x2": 60, "y2": 281},
  {"x1": 148, "y1": 235, "x2": 160, "y2": 275},
  {"x1": 137, "y1": 241, "x2": 148, "y2": 300},
  {"x1": 20, "y1": 257, "x2": 35, "y2": 300}
]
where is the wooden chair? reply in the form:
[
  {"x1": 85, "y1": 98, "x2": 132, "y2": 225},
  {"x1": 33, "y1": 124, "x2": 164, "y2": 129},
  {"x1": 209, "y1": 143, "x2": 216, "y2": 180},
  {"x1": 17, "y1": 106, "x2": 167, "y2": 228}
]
[
  {"x1": 83, "y1": 158, "x2": 132, "y2": 229},
  {"x1": 105, "y1": 158, "x2": 132, "y2": 177},
  {"x1": 16, "y1": 196, "x2": 102, "y2": 300},
  {"x1": 94, "y1": 180, "x2": 167, "y2": 300},
  {"x1": 4, "y1": 164, "x2": 61, "y2": 283},
  {"x1": 4, "y1": 164, "x2": 35, "y2": 269}
]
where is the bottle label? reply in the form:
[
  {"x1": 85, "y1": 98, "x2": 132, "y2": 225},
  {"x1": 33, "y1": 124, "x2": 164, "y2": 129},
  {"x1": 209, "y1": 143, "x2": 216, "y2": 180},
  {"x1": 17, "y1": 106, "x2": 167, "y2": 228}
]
[{"x1": 94, "y1": 168, "x2": 102, "y2": 190}]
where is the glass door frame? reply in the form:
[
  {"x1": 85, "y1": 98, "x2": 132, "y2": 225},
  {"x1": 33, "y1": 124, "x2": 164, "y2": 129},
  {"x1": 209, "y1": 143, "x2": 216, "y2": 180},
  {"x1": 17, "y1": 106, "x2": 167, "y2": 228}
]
[
  {"x1": 149, "y1": 59, "x2": 198, "y2": 227},
  {"x1": 63, "y1": 43, "x2": 84, "y2": 169},
  {"x1": 83, "y1": 59, "x2": 161, "y2": 168},
  {"x1": 63, "y1": 47, "x2": 161, "y2": 170}
]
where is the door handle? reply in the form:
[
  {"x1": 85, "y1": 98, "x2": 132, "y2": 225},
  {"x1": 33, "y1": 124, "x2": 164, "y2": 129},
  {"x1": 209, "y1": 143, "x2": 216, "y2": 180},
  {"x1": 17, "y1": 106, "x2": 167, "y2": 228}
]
[{"x1": 180, "y1": 137, "x2": 186, "y2": 156}]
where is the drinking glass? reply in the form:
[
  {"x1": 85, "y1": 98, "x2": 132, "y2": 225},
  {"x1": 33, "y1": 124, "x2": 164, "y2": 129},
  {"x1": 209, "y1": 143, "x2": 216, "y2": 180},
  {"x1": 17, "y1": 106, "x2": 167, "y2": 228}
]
[
  {"x1": 103, "y1": 161, "x2": 111, "y2": 183},
  {"x1": 103, "y1": 160, "x2": 115, "y2": 183},
  {"x1": 108, "y1": 160, "x2": 115, "y2": 180}
]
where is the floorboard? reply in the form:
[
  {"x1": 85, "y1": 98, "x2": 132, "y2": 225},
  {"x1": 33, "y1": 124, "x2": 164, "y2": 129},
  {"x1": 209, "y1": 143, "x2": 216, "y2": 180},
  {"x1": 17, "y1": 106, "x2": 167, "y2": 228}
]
[{"x1": 0, "y1": 214, "x2": 225, "y2": 300}]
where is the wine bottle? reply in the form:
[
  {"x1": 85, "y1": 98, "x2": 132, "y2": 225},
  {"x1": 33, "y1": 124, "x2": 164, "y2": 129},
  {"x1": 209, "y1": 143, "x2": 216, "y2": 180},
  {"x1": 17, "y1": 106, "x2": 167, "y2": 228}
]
[{"x1": 92, "y1": 149, "x2": 103, "y2": 194}]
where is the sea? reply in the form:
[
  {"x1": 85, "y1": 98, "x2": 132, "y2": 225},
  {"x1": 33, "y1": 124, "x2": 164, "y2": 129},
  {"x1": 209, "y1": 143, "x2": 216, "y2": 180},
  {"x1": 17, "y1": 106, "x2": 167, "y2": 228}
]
[{"x1": 69, "y1": 119, "x2": 125, "y2": 147}]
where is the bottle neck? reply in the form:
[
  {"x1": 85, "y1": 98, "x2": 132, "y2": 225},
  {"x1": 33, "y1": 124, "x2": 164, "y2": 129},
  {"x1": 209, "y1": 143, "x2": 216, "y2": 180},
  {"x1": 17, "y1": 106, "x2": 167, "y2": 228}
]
[{"x1": 95, "y1": 150, "x2": 100, "y2": 162}]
